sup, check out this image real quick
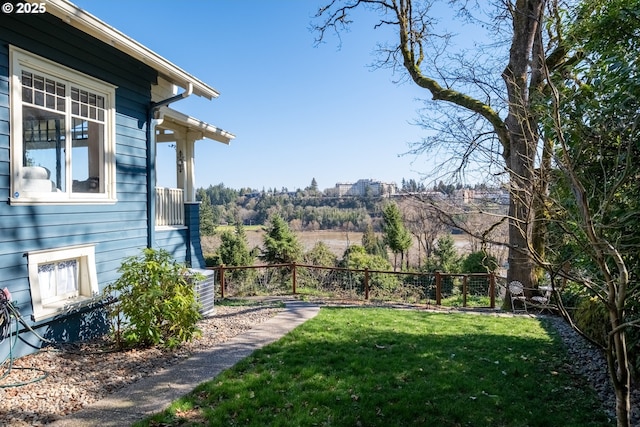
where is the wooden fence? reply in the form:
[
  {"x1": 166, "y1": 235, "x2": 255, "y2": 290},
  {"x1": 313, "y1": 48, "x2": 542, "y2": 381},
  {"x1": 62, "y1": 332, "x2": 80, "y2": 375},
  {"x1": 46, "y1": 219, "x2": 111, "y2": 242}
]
[{"x1": 209, "y1": 263, "x2": 502, "y2": 309}]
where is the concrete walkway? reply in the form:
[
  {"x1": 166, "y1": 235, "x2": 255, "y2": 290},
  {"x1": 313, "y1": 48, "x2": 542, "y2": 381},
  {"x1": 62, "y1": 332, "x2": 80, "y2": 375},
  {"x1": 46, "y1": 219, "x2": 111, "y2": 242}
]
[{"x1": 49, "y1": 300, "x2": 320, "y2": 427}]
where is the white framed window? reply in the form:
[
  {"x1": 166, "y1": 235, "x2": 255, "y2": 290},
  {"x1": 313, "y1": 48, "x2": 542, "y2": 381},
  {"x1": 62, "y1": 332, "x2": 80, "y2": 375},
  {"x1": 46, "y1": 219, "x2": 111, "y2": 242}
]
[
  {"x1": 9, "y1": 46, "x2": 117, "y2": 204},
  {"x1": 27, "y1": 244, "x2": 99, "y2": 321}
]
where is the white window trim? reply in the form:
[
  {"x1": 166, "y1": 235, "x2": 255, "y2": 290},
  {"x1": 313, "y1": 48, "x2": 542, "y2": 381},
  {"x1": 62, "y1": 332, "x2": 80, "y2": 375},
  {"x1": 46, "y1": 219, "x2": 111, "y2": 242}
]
[
  {"x1": 9, "y1": 46, "x2": 117, "y2": 205},
  {"x1": 27, "y1": 244, "x2": 100, "y2": 322}
]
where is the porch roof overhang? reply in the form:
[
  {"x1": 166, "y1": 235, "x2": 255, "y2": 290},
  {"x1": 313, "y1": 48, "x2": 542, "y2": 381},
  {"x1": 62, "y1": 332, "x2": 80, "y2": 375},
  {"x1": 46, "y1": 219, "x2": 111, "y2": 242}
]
[
  {"x1": 156, "y1": 107, "x2": 235, "y2": 145},
  {"x1": 45, "y1": 0, "x2": 219, "y2": 100}
]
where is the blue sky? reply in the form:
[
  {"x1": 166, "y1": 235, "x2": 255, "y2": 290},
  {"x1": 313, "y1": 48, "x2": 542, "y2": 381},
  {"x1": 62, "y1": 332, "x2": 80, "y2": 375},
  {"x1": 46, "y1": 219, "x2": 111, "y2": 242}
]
[{"x1": 73, "y1": 0, "x2": 438, "y2": 192}]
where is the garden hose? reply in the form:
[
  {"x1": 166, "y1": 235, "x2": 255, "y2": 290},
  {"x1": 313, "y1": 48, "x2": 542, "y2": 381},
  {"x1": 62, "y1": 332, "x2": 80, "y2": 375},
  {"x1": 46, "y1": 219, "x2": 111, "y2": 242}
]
[
  {"x1": 0, "y1": 289, "x2": 11, "y2": 345},
  {"x1": 0, "y1": 290, "x2": 115, "y2": 388},
  {"x1": 0, "y1": 288, "x2": 50, "y2": 388}
]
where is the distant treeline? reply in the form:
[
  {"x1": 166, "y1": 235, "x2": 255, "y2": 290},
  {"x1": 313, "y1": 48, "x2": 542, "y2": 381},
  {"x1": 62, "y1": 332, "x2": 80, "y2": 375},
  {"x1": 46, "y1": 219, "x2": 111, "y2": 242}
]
[
  {"x1": 196, "y1": 184, "x2": 380, "y2": 234},
  {"x1": 196, "y1": 180, "x2": 497, "y2": 235}
]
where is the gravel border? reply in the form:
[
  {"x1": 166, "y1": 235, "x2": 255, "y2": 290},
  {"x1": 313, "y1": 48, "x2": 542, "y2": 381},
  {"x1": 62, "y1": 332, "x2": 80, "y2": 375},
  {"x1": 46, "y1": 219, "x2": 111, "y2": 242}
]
[{"x1": 545, "y1": 315, "x2": 639, "y2": 425}]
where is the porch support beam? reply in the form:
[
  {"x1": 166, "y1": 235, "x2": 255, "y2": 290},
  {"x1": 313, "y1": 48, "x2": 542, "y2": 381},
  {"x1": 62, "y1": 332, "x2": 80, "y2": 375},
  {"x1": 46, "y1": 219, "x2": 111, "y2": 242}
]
[
  {"x1": 184, "y1": 131, "x2": 198, "y2": 203},
  {"x1": 173, "y1": 133, "x2": 196, "y2": 203}
]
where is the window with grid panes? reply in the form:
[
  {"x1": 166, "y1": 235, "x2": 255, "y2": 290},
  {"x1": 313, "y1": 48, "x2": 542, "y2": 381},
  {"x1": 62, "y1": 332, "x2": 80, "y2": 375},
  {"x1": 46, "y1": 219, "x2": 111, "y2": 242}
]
[{"x1": 10, "y1": 47, "x2": 116, "y2": 204}]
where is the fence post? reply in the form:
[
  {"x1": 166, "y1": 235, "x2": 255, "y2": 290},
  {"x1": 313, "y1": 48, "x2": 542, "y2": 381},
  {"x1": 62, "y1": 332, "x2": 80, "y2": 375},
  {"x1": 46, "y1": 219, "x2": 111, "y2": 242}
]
[
  {"x1": 435, "y1": 271, "x2": 442, "y2": 306},
  {"x1": 489, "y1": 273, "x2": 496, "y2": 309},
  {"x1": 219, "y1": 265, "x2": 225, "y2": 299},
  {"x1": 364, "y1": 268, "x2": 369, "y2": 300},
  {"x1": 462, "y1": 275, "x2": 468, "y2": 307},
  {"x1": 292, "y1": 262, "x2": 297, "y2": 295}
]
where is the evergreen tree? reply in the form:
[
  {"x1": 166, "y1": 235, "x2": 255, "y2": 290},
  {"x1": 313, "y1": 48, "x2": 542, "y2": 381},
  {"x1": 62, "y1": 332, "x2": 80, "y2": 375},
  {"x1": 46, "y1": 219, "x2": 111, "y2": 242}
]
[
  {"x1": 205, "y1": 183, "x2": 238, "y2": 205},
  {"x1": 197, "y1": 188, "x2": 216, "y2": 236},
  {"x1": 362, "y1": 223, "x2": 387, "y2": 259},
  {"x1": 261, "y1": 214, "x2": 303, "y2": 264},
  {"x1": 382, "y1": 203, "x2": 412, "y2": 271},
  {"x1": 217, "y1": 223, "x2": 254, "y2": 267},
  {"x1": 424, "y1": 235, "x2": 461, "y2": 273},
  {"x1": 304, "y1": 241, "x2": 337, "y2": 267}
]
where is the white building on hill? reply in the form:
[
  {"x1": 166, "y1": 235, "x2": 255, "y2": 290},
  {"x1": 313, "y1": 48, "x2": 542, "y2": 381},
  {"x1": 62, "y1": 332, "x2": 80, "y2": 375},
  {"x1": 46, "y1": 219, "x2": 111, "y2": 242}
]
[{"x1": 335, "y1": 179, "x2": 397, "y2": 197}]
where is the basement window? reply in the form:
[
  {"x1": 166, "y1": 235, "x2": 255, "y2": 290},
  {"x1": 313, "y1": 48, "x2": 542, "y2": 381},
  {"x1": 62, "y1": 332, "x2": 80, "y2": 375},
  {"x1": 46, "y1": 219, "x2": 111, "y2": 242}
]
[{"x1": 27, "y1": 244, "x2": 99, "y2": 321}]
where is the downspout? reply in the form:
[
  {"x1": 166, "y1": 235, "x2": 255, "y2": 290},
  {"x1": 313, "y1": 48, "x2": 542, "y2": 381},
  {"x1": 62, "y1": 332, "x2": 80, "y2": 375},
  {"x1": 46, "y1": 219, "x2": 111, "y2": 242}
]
[{"x1": 146, "y1": 83, "x2": 193, "y2": 249}]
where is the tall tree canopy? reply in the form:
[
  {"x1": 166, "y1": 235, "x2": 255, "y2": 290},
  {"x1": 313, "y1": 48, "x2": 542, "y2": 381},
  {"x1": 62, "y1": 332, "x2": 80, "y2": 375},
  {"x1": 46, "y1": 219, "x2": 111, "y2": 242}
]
[
  {"x1": 313, "y1": 0, "x2": 569, "y2": 288},
  {"x1": 538, "y1": 1, "x2": 640, "y2": 424}
]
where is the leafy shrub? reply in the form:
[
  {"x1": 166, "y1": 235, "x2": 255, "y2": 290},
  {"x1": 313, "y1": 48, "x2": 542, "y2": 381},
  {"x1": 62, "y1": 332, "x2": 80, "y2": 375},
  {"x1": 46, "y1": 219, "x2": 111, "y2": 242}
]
[
  {"x1": 568, "y1": 287, "x2": 639, "y2": 381},
  {"x1": 558, "y1": 281, "x2": 589, "y2": 310},
  {"x1": 304, "y1": 241, "x2": 338, "y2": 267},
  {"x1": 462, "y1": 251, "x2": 498, "y2": 274},
  {"x1": 104, "y1": 248, "x2": 202, "y2": 349},
  {"x1": 341, "y1": 245, "x2": 399, "y2": 294},
  {"x1": 203, "y1": 253, "x2": 220, "y2": 267},
  {"x1": 574, "y1": 296, "x2": 609, "y2": 347},
  {"x1": 625, "y1": 298, "x2": 640, "y2": 381}
]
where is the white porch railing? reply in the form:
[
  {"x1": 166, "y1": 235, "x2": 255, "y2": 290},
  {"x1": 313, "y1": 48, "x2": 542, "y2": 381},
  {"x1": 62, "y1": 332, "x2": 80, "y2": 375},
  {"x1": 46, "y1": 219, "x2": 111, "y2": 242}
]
[{"x1": 155, "y1": 187, "x2": 184, "y2": 226}]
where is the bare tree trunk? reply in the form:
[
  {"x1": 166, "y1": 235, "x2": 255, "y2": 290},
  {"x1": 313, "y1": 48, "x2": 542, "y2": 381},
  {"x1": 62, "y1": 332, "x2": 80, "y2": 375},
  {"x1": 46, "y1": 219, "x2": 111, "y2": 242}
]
[
  {"x1": 608, "y1": 312, "x2": 631, "y2": 427},
  {"x1": 531, "y1": 138, "x2": 553, "y2": 282},
  {"x1": 501, "y1": 0, "x2": 545, "y2": 289}
]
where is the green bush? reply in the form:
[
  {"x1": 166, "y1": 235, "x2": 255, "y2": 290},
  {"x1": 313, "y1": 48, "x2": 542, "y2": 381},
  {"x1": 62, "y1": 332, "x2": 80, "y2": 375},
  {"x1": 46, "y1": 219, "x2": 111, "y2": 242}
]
[
  {"x1": 104, "y1": 248, "x2": 202, "y2": 349},
  {"x1": 558, "y1": 281, "x2": 588, "y2": 310},
  {"x1": 568, "y1": 287, "x2": 638, "y2": 381},
  {"x1": 625, "y1": 299, "x2": 640, "y2": 381},
  {"x1": 574, "y1": 296, "x2": 609, "y2": 347},
  {"x1": 341, "y1": 245, "x2": 399, "y2": 291},
  {"x1": 461, "y1": 251, "x2": 498, "y2": 274},
  {"x1": 203, "y1": 253, "x2": 220, "y2": 267},
  {"x1": 461, "y1": 251, "x2": 498, "y2": 297}
]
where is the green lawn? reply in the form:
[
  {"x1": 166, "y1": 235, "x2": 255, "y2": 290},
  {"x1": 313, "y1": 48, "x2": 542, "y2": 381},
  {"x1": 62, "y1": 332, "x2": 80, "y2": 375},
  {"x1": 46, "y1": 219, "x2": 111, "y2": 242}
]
[{"x1": 137, "y1": 308, "x2": 611, "y2": 427}]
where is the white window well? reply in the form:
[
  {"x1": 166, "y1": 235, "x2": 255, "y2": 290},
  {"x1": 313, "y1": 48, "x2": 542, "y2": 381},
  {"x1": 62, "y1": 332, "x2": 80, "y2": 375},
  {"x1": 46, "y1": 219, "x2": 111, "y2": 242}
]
[
  {"x1": 27, "y1": 244, "x2": 99, "y2": 321},
  {"x1": 9, "y1": 46, "x2": 117, "y2": 204}
]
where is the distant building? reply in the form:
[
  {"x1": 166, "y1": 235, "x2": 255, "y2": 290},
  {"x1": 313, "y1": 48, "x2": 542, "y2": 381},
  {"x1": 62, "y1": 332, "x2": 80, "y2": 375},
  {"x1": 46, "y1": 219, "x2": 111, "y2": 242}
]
[
  {"x1": 334, "y1": 179, "x2": 397, "y2": 197},
  {"x1": 462, "y1": 189, "x2": 509, "y2": 205}
]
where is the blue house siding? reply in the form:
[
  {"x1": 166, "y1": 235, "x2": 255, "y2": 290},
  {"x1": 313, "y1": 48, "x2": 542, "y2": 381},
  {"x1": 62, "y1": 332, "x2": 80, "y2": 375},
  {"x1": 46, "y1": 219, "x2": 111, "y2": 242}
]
[
  {"x1": 185, "y1": 202, "x2": 206, "y2": 268},
  {"x1": 155, "y1": 228, "x2": 189, "y2": 265},
  {"x1": 154, "y1": 203, "x2": 206, "y2": 269},
  {"x1": 0, "y1": 12, "x2": 160, "y2": 355}
]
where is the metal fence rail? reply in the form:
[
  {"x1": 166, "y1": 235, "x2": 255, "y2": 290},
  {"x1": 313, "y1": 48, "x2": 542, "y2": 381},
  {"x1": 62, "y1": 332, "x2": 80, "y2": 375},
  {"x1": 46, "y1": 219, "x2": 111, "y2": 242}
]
[{"x1": 212, "y1": 263, "x2": 501, "y2": 309}]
